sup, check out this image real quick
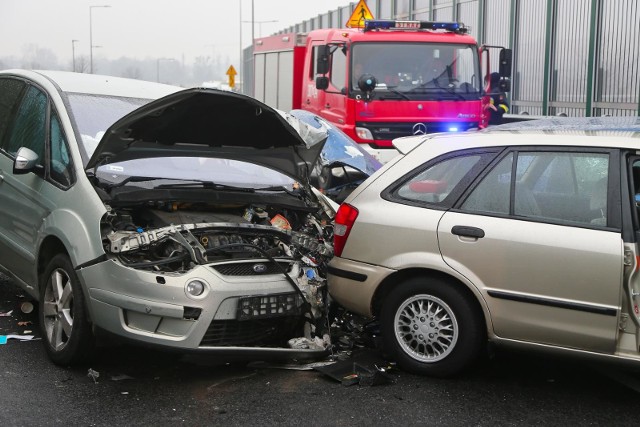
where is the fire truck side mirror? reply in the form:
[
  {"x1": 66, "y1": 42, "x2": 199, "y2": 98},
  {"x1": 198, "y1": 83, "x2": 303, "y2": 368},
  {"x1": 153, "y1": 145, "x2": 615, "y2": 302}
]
[
  {"x1": 316, "y1": 76, "x2": 329, "y2": 90},
  {"x1": 316, "y1": 45, "x2": 331, "y2": 75},
  {"x1": 499, "y1": 48, "x2": 513, "y2": 78}
]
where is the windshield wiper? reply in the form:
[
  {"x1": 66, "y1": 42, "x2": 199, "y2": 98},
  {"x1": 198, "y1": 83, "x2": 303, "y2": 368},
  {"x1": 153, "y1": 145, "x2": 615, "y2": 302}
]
[
  {"x1": 156, "y1": 181, "x2": 255, "y2": 192},
  {"x1": 102, "y1": 175, "x2": 169, "y2": 189},
  {"x1": 410, "y1": 80, "x2": 470, "y2": 101},
  {"x1": 377, "y1": 86, "x2": 412, "y2": 101},
  {"x1": 256, "y1": 185, "x2": 301, "y2": 197}
]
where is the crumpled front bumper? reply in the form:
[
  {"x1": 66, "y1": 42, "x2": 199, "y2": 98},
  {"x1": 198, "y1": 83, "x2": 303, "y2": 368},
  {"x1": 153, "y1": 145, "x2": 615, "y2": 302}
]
[{"x1": 76, "y1": 258, "x2": 328, "y2": 357}]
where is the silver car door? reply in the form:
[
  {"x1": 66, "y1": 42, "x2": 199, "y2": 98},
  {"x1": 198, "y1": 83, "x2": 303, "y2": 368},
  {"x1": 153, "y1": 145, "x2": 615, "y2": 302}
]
[
  {"x1": 438, "y1": 149, "x2": 622, "y2": 353},
  {"x1": 0, "y1": 84, "x2": 50, "y2": 286}
]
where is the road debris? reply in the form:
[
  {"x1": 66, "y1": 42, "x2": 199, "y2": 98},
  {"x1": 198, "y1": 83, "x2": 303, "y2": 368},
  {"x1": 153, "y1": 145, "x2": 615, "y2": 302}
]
[
  {"x1": 87, "y1": 368, "x2": 100, "y2": 383},
  {"x1": 313, "y1": 349, "x2": 396, "y2": 387},
  {"x1": 0, "y1": 310, "x2": 13, "y2": 317},
  {"x1": 0, "y1": 334, "x2": 35, "y2": 344},
  {"x1": 20, "y1": 302, "x2": 34, "y2": 314},
  {"x1": 111, "y1": 374, "x2": 135, "y2": 381}
]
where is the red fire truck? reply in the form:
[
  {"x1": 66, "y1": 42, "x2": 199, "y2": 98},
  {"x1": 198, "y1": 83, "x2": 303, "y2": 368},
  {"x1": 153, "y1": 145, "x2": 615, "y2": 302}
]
[{"x1": 253, "y1": 19, "x2": 512, "y2": 161}]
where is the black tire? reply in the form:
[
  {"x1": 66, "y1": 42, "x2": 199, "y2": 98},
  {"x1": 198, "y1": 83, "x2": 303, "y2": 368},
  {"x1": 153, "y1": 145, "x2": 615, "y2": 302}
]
[
  {"x1": 380, "y1": 277, "x2": 485, "y2": 377},
  {"x1": 39, "y1": 254, "x2": 95, "y2": 365}
]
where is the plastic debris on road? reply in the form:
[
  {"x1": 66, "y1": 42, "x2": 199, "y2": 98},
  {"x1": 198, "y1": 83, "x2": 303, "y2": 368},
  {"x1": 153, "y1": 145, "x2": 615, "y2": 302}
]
[
  {"x1": 111, "y1": 374, "x2": 135, "y2": 381},
  {"x1": 0, "y1": 334, "x2": 35, "y2": 344},
  {"x1": 0, "y1": 310, "x2": 13, "y2": 317},
  {"x1": 87, "y1": 368, "x2": 100, "y2": 383}
]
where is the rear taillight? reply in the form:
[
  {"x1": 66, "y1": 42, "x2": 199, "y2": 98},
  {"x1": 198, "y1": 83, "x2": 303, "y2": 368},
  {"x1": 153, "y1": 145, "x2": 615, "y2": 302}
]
[{"x1": 333, "y1": 203, "x2": 359, "y2": 257}]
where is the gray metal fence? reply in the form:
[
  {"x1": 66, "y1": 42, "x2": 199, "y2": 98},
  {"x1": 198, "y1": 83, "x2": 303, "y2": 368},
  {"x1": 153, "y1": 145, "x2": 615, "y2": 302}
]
[{"x1": 243, "y1": 0, "x2": 639, "y2": 117}]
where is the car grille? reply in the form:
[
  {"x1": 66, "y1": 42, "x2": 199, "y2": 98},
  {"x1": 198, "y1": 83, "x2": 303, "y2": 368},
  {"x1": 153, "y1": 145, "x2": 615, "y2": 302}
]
[
  {"x1": 356, "y1": 121, "x2": 479, "y2": 140},
  {"x1": 200, "y1": 316, "x2": 303, "y2": 347},
  {"x1": 210, "y1": 261, "x2": 291, "y2": 276}
]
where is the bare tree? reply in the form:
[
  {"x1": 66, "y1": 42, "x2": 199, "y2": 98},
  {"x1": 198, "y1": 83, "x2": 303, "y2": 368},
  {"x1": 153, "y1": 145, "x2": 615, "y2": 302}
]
[
  {"x1": 74, "y1": 55, "x2": 90, "y2": 73},
  {"x1": 122, "y1": 66, "x2": 142, "y2": 80},
  {"x1": 21, "y1": 44, "x2": 59, "y2": 69}
]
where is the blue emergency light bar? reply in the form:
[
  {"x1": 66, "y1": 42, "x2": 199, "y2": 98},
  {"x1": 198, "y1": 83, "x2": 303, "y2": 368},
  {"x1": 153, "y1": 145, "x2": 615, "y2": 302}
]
[{"x1": 364, "y1": 20, "x2": 468, "y2": 34}]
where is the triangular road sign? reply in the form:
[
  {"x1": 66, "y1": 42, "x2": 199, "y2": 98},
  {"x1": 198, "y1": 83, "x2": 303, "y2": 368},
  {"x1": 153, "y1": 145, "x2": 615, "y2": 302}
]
[{"x1": 346, "y1": 0, "x2": 374, "y2": 28}]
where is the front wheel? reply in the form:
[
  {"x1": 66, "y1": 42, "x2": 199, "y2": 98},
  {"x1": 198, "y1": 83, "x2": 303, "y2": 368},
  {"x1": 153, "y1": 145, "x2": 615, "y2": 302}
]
[
  {"x1": 39, "y1": 254, "x2": 94, "y2": 365},
  {"x1": 381, "y1": 277, "x2": 484, "y2": 377}
]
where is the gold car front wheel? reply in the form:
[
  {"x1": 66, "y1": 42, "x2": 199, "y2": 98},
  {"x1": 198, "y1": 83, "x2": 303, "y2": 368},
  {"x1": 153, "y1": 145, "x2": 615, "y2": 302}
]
[{"x1": 381, "y1": 277, "x2": 485, "y2": 377}]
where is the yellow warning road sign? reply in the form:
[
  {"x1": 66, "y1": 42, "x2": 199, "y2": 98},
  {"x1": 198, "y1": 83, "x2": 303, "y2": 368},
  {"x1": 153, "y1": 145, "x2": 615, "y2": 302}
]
[
  {"x1": 346, "y1": 0, "x2": 374, "y2": 28},
  {"x1": 226, "y1": 65, "x2": 237, "y2": 88}
]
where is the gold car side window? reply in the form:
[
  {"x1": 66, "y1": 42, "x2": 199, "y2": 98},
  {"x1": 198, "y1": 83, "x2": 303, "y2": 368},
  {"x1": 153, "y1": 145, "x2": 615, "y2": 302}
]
[
  {"x1": 463, "y1": 151, "x2": 609, "y2": 226},
  {"x1": 516, "y1": 152, "x2": 609, "y2": 225},
  {"x1": 397, "y1": 154, "x2": 482, "y2": 205},
  {"x1": 462, "y1": 153, "x2": 513, "y2": 214}
]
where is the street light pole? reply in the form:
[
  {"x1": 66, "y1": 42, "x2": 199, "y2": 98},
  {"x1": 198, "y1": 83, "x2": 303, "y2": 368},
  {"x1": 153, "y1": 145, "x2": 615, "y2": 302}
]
[
  {"x1": 157, "y1": 58, "x2": 175, "y2": 83},
  {"x1": 89, "y1": 5, "x2": 110, "y2": 74},
  {"x1": 242, "y1": 19, "x2": 279, "y2": 38},
  {"x1": 71, "y1": 40, "x2": 79, "y2": 72}
]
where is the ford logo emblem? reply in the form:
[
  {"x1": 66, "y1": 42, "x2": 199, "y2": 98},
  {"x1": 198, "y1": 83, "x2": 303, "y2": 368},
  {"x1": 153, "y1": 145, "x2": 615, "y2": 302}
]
[{"x1": 253, "y1": 263, "x2": 268, "y2": 274}]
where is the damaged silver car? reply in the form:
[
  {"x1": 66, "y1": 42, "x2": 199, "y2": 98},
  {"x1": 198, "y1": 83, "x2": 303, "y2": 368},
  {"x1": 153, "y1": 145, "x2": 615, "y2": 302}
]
[{"x1": 0, "y1": 70, "x2": 336, "y2": 365}]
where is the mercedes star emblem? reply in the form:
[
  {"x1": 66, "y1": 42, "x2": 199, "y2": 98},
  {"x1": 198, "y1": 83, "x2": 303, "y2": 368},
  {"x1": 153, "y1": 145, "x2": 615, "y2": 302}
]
[{"x1": 412, "y1": 123, "x2": 427, "y2": 135}]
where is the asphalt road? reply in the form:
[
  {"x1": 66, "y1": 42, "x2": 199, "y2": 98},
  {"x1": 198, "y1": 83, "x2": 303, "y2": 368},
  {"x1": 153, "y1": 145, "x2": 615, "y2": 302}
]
[{"x1": 1, "y1": 273, "x2": 640, "y2": 427}]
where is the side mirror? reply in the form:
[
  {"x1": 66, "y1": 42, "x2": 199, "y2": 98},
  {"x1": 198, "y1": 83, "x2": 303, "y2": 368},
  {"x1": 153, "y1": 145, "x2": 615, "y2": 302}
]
[
  {"x1": 316, "y1": 76, "x2": 329, "y2": 90},
  {"x1": 13, "y1": 147, "x2": 39, "y2": 175},
  {"x1": 357, "y1": 73, "x2": 377, "y2": 102},
  {"x1": 499, "y1": 48, "x2": 512, "y2": 78},
  {"x1": 316, "y1": 45, "x2": 330, "y2": 75}
]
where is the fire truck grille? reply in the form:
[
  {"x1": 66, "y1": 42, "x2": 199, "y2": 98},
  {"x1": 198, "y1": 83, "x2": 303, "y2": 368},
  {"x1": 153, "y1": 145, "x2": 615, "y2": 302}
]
[{"x1": 356, "y1": 121, "x2": 479, "y2": 140}]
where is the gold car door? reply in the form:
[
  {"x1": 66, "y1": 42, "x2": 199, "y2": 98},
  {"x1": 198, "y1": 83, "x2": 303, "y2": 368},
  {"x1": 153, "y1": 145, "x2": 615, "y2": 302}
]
[{"x1": 438, "y1": 150, "x2": 622, "y2": 353}]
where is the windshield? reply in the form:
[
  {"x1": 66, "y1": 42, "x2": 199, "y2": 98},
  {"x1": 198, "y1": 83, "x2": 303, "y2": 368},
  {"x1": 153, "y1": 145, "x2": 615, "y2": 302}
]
[
  {"x1": 95, "y1": 157, "x2": 295, "y2": 190},
  {"x1": 66, "y1": 93, "x2": 151, "y2": 163},
  {"x1": 351, "y1": 42, "x2": 481, "y2": 100}
]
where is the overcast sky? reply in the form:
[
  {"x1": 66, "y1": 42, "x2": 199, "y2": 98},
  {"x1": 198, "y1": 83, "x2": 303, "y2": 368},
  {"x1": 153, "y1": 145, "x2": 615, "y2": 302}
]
[{"x1": 0, "y1": 0, "x2": 351, "y2": 67}]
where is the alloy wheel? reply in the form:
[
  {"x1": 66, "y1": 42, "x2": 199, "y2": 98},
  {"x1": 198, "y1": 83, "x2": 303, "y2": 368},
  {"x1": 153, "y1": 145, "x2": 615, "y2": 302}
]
[{"x1": 394, "y1": 294, "x2": 458, "y2": 363}]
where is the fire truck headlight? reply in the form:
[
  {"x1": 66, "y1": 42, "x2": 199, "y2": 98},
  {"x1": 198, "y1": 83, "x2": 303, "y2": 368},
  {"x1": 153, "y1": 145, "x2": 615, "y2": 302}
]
[{"x1": 355, "y1": 127, "x2": 374, "y2": 140}]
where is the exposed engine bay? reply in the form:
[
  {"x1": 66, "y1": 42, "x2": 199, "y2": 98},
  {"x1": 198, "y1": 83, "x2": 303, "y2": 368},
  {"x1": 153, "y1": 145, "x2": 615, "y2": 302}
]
[{"x1": 100, "y1": 197, "x2": 335, "y2": 350}]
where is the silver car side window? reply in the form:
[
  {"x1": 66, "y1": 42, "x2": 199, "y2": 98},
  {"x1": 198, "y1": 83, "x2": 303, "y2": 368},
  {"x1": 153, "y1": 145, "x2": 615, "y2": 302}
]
[
  {"x1": 49, "y1": 112, "x2": 75, "y2": 187},
  {"x1": 0, "y1": 78, "x2": 27, "y2": 151},
  {"x1": 6, "y1": 85, "x2": 47, "y2": 165}
]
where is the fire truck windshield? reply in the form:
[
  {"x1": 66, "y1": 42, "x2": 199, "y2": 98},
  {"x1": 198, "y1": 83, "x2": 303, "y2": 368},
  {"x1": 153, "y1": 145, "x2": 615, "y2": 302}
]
[{"x1": 350, "y1": 42, "x2": 481, "y2": 101}]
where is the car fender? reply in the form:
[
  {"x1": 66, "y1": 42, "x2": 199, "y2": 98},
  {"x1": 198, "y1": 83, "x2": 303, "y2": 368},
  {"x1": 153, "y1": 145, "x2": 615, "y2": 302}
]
[
  {"x1": 375, "y1": 251, "x2": 495, "y2": 336},
  {"x1": 38, "y1": 206, "x2": 106, "y2": 270}
]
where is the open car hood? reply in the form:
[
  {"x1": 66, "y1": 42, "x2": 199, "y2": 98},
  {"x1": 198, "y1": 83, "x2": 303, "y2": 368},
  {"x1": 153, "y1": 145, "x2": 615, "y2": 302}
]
[{"x1": 86, "y1": 88, "x2": 327, "y2": 183}]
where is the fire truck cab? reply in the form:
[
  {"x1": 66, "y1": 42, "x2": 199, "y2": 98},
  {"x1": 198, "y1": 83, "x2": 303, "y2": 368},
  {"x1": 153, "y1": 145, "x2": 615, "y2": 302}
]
[{"x1": 253, "y1": 20, "x2": 512, "y2": 162}]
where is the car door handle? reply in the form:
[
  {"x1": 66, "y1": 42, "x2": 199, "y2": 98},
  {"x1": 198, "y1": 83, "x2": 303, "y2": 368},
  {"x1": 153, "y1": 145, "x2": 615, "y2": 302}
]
[{"x1": 451, "y1": 226, "x2": 485, "y2": 239}]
